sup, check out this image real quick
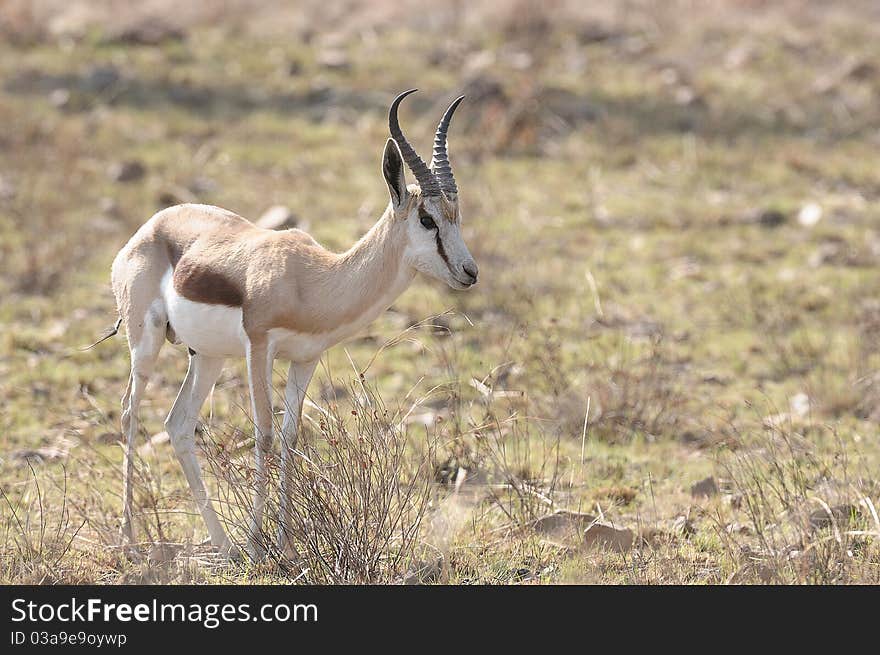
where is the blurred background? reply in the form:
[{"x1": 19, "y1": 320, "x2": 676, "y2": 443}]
[{"x1": 2, "y1": 1, "x2": 880, "y2": 583}]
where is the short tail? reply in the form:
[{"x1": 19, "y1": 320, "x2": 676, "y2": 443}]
[{"x1": 79, "y1": 317, "x2": 123, "y2": 351}]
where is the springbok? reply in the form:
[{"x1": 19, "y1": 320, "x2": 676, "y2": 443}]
[{"x1": 109, "y1": 90, "x2": 478, "y2": 559}]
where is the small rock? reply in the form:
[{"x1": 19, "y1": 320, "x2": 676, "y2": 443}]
[
  {"x1": 582, "y1": 523, "x2": 634, "y2": 553},
  {"x1": 188, "y1": 176, "x2": 216, "y2": 196},
  {"x1": 49, "y1": 88, "x2": 71, "y2": 109},
  {"x1": 757, "y1": 209, "x2": 787, "y2": 227},
  {"x1": 673, "y1": 86, "x2": 701, "y2": 107},
  {"x1": 797, "y1": 202, "x2": 823, "y2": 227},
  {"x1": 532, "y1": 510, "x2": 597, "y2": 538},
  {"x1": 256, "y1": 205, "x2": 299, "y2": 230},
  {"x1": 81, "y1": 65, "x2": 120, "y2": 93},
  {"x1": 104, "y1": 18, "x2": 185, "y2": 45},
  {"x1": 848, "y1": 60, "x2": 877, "y2": 80},
  {"x1": 576, "y1": 22, "x2": 618, "y2": 44},
  {"x1": 789, "y1": 392, "x2": 811, "y2": 418},
  {"x1": 316, "y1": 49, "x2": 350, "y2": 71},
  {"x1": 108, "y1": 160, "x2": 146, "y2": 183},
  {"x1": 690, "y1": 476, "x2": 719, "y2": 498}
]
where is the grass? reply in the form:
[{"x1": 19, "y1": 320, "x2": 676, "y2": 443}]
[{"x1": 1, "y1": 0, "x2": 879, "y2": 584}]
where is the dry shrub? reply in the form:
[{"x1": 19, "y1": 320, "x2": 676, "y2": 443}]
[
  {"x1": 415, "y1": 389, "x2": 567, "y2": 584},
  {"x1": 413, "y1": 330, "x2": 566, "y2": 530},
  {"x1": 1, "y1": 465, "x2": 86, "y2": 583},
  {"x1": 715, "y1": 422, "x2": 880, "y2": 584},
  {"x1": 432, "y1": 411, "x2": 564, "y2": 535},
  {"x1": 469, "y1": 412, "x2": 564, "y2": 528},
  {"x1": 205, "y1": 376, "x2": 435, "y2": 584},
  {"x1": 1, "y1": 448, "x2": 244, "y2": 584}
]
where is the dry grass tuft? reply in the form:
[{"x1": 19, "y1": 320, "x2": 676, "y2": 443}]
[
  {"x1": 203, "y1": 376, "x2": 435, "y2": 583},
  {"x1": 715, "y1": 423, "x2": 880, "y2": 584}
]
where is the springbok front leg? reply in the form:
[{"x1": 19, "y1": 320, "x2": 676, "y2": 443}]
[
  {"x1": 276, "y1": 359, "x2": 318, "y2": 557},
  {"x1": 245, "y1": 337, "x2": 274, "y2": 560},
  {"x1": 165, "y1": 353, "x2": 234, "y2": 556}
]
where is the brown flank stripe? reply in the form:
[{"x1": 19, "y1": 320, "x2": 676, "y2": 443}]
[{"x1": 173, "y1": 258, "x2": 243, "y2": 307}]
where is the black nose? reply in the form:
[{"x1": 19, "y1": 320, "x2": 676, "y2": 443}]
[{"x1": 462, "y1": 262, "x2": 478, "y2": 283}]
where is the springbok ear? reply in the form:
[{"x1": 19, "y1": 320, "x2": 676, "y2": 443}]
[{"x1": 382, "y1": 138, "x2": 408, "y2": 207}]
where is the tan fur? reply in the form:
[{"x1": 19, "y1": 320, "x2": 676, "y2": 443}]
[
  {"x1": 112, "y1": 203, "x2": 408, "y2": 339},
  {"x1": 110, "y1": 202, "x2": 419, "y2": 557}
]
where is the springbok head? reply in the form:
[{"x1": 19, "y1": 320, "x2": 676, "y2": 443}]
[{"x1": 382, "y1": 89, "x2": 478, "y2": 290}]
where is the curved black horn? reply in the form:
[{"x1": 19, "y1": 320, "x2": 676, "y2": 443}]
[
  {"x1": 388, "y1": 89, "x2": 441, "y2": 196},
  {"x1": 431, "y1": 95, "x2": 465, "y2": 198}
]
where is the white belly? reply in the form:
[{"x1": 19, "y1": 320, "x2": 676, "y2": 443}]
[
  {"x1": 161, "y1": 268, "x2": 343, "y2": 361},
  {"x1": 161, "y1": 269, "x2": 247, "y2": 357}
]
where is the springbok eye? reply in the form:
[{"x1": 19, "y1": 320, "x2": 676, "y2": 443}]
[{"x1": 419, "y1": 211, "x2": 437, "y2": 230}]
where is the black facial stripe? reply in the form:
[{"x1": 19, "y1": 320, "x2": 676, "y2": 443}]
[
  {"x1": 434, "y1": 229, "x2": 454, "y2": 273},
  {"x1": 422, "y1": 202, "x2": 459, "y2": 278}
]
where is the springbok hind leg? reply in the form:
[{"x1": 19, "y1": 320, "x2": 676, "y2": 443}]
[
  {"x1": 120, "y1": 310, "x2": 164, "y2": 548},
  {"x1": 165, "y1": 353, "x2": 236, "y2": 557}
]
